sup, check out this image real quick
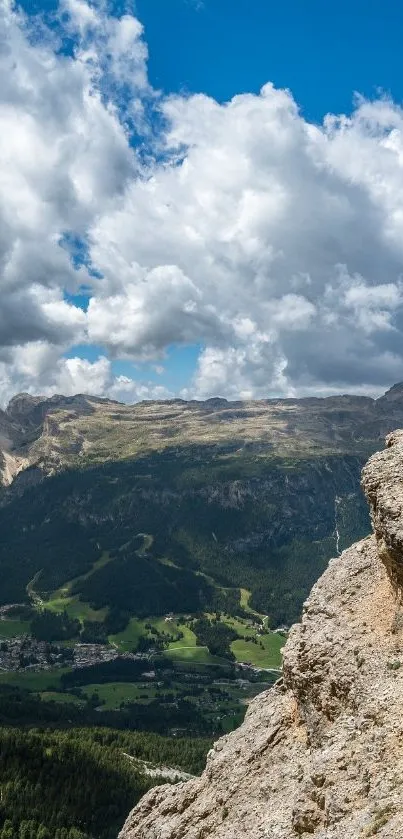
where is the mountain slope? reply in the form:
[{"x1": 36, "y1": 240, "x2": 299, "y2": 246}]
[
  {"x1": 2, "y1": 385, "x2": 403, "y2": 627},
  {"x1": 3, "y1": 386, "x2": 403, "y2": 479},
  {"x1": 120, "y1": 431, "x2": 403, "y2": 839}
]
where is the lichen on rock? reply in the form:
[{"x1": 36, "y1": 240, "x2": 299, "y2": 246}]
[{"x1": 119, "y1": 433, "x2": 403, "y2": 838}]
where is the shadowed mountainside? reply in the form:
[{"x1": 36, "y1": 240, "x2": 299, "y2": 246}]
[
  {"x1": 2, "y1": 385, "x2": 403, "y2": 626},
  {"x1": 3, "y1": 384, "x2": 403, "y2": 480}
]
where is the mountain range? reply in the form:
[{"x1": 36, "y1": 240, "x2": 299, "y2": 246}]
[{"x1": 2, "y1": 383, "x2": 403, "y2": 627}]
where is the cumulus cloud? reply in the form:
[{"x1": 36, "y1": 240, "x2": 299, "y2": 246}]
[
  {"x1": 0, "y1": 0, "x2": 151, "y2": 403},
  {"x1": 89, "y1": 86, "x2": 403, "y2": 397},
  {"x1": 2, "y1": 0, "x2": 403, "y2": 404},
  {"x1": 0, "y1": 342, "x2": 172, "y2": 406}
]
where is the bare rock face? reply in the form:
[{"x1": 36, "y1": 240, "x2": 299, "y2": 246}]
[{"x1": 120, "y1": 433, "x2": 403, "y2": 838}]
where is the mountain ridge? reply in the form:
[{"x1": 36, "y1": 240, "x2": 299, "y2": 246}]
[{"x1": 3, "y1": 383, "x2": 403, "y2": 489}]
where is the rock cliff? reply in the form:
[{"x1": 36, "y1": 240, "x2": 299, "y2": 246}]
[{"x1": 120, "y1": 431, "x2": 403, "y2": 838}]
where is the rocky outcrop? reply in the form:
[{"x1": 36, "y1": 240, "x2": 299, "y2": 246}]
[
  {"x1": 120, "y1": 432, "x2": 403, "y2": 838},
  {"x1": 0, "y1": 450, "x2": 29, "y2": 486}
]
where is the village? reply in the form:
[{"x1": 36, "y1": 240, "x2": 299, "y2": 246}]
[{"x1": 0, "y1": 635, "x2": 149, "y2": 673}]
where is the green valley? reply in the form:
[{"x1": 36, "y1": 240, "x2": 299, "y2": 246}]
[{"x1": 1, "y1": 386, "x2": 403, "y2": 839}]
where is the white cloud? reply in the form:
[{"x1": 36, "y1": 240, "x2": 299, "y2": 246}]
[
  {"x1": 2, "y1": 1, "x2": 403, "y2": 403},
  {"x1": 89, "y1": 85, "x2": 403, "y2": 397},
  {"x1": 86, "y1": 264, "x2": 224, "y2": 357},
  {"x1": 0, "y1": 0, "x2": 145, "y2": 323},
  {"x1": 0, "y1": 344, "x2": 171, "y2": 406}
]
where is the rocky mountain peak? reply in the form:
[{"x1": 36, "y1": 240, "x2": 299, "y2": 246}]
[
  {"x1": 6, "y1": 392, "x2": 46, "y2": 416},
  {"x1": 377, "y1": 382, "x2": 403, "y2": 403},
  {"x1": 121, "y1": 432, "x2": 403, "y2": 838},
  {"x1": 6, "y1": 392, "x2": 99, "y2": 422},
  {"x1": 1, "y1": 392, "x2": 102, "y2": 454}
]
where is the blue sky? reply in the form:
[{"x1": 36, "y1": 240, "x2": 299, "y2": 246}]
[
  {"x1": 2, "y1": 0, "x2": 403, "y2": 403},
  {"x1": 73, "y1": 0, "x2": 403, "y2": 394},
  {"x1": 135, "y1": 0, "x2": 402, "y2": 118}
]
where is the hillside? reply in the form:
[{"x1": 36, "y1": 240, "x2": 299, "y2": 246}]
[
  {"x1": 120, "y1": 431, "x2": 403, "y2": 838},
  {"x1": 0, "y1": 725, "x2": 210, "y2": 839},
  {"x1": 2, "y1": 385, "x2": 403, "y2": 628},
  {"x1": 4, "y1": 385, "x2": 403, "y2": 478}
]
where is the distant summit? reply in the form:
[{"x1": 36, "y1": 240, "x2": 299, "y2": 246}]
[
  {"x1": 377, "y1": 381, "x2": 403, "y2": 402},
  {"x1": 2, "y1": 383, "x2": 403, "y2": 481}
]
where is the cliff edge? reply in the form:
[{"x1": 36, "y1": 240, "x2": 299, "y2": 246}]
[{"x1": 120, "y1": 431, "x2": 403, "y2": 838}]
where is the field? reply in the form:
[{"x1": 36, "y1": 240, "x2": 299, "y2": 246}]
[
  {"x1": 165, "y1": 622, "x2": 196, "y2": 648},
  {"x1": 45, "y1": 594, "x2": 108, "y2": 624},
  {"x1": 40, "y1": 690, "x2": 84, "y2": 706},
  {"x1": 222, "y1": 614, "x2": 284, "y2": 668},
  {"x1": 0, "y1": 668, "x2": 69, "y2": 691},
  {"x1": 231, "y1": 634, "x2": 284, "y2": 668},
  {"x1": 82, "y1": 682, "x2": 160, "y2": 709},
  {"x1": 109, "y1": 617, "x2": 143, "y2": 651},
  {"x1": 166, "y1": 645, "x2": 222, "y2": 664},
  {"x1": 0, "y1": 619, "x2": 31, "y2": 638},
  {"x1": 110, "y1": 609, "x2": 284, "y2": 668},
  {"x1": 78, "y1": 676, "x2": 276, "y2": 721},
  {"x1": 111, "y1": 615, "x2": 222, "y2": 663},
  {"x1": 240, "y1": 588, "x2": 265, "y2": 619}
]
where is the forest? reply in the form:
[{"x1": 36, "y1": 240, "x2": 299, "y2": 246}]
[
  {"x1": 0, "y1": 446, "x2": 370, "y2": 626},
  {"x1": 0, "y1": 724, "x2": 210, "y2": 839},
  {"x1": 193, "y1": 616, "x2": 238, "y2": 659}
]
